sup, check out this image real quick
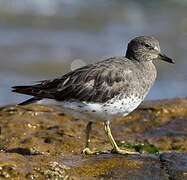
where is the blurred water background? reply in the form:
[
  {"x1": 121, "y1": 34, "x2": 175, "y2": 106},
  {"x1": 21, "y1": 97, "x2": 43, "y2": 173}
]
[{"x1": 0, "y1": 0, "x2": 186, "y2": 105}]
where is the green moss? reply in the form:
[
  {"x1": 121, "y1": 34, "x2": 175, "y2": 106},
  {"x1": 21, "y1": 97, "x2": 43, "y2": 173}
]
[{"x1": 118, "y1": 142, "x2": 160, "y2": 154}]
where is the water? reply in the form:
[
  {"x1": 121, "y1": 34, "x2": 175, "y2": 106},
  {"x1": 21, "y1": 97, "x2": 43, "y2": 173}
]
[{"x1": 0, "y1": 0, "x2": 186, "y2": 105}]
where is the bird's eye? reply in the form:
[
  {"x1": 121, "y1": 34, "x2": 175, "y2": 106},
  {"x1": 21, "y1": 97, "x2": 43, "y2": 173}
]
[
  {"x1": 145, "y1": 43, "x2": 150, "y2": 48},
  {"x1": 140, "y1": 42, "x2": 151, "y2": 48}
]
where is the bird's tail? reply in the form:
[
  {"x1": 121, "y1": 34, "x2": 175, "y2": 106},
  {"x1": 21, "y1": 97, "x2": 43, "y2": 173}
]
[
  {"x1": 12, "y1": 85, "x2": 43, "y2": 105},
  {"x1": 12, "y1": 85, "x2": 39, "y2": 96},
  {"x1": 18, "y1": 97, "x2": 42, "y2": 106}
]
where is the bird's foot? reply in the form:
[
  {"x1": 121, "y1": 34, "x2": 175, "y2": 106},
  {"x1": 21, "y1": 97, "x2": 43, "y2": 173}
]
[
  {"x1": 81, "y1": 147, "x2": 110, "y2": 155},
  {"x1": 111, "y1": 148, "x2": 140, "y2": 155},
  {"x1": 81, "y1": 147, "x2": 96, "y2": 155}
]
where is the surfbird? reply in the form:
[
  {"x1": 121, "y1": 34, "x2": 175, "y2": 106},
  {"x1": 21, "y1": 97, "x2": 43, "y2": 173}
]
[{"x1": 12, "y1": 36, "x2": 174, "y2": 155}]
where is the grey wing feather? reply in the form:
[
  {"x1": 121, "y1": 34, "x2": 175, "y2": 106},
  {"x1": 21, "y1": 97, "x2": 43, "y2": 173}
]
[
  {"x1": 54, "y1": 58, "x2": 129, "y2": 103},
  {"x1": 12, "y1": 57, "x2": 132, "y2": 103}
]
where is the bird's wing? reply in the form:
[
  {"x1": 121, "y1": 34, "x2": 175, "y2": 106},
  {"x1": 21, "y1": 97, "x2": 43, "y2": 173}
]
[{"x1": 12, "y1": 57, "x2": 133, "y2": 103}]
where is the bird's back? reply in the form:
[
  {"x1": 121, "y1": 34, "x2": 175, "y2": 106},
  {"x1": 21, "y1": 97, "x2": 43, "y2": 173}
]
[{"x1": 12, "y1": 56, "x2": 156, "y2": 106}]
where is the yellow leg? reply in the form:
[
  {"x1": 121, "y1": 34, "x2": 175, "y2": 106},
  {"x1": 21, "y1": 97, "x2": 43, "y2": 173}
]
[
  {"x1": 81, "y1": 122, "x2": 111, "y2": 155},
  {"x1": 104, "y1": 120, "x2": 139, "y2": 155},
  {"x1": 81, "y1": 122, "x2": 96, "y2": 155}
]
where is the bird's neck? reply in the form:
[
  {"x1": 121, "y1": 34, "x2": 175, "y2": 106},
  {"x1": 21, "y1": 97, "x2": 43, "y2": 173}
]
[
  {"x1": 125, "y1": 49, "x2": 139, "y2": 62},
  {"x1": 125, "y1": 50, "x2": 152, "y2": 63}
]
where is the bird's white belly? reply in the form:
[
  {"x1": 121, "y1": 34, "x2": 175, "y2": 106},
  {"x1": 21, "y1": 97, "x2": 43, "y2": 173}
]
[{"x1": 40, "y1": 95, "x2": 142, "y2": 122}]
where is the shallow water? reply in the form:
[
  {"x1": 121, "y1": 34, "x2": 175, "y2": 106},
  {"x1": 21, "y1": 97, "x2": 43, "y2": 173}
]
[{"x1": 0, "y1": 0, "x2": 186, "y2": 105}]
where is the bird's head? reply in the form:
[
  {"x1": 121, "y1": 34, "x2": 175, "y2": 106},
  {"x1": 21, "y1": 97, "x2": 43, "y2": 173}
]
[{"x1": 126, "y1": 36, "x2": 175, "y2": 64}]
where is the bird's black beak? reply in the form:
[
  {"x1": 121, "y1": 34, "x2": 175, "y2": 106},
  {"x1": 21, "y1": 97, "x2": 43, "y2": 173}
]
[{"x1": 158, "y1": 53, "x2": 175, "y2": 64}]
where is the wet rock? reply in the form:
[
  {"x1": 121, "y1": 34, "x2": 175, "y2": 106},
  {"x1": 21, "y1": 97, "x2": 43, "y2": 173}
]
[
  {"x1": 0, "y1": 98, "x2": 186, "y2": 179},
  {"x1": 160, "y1": 153, "x2": 187, "y2": 180}
]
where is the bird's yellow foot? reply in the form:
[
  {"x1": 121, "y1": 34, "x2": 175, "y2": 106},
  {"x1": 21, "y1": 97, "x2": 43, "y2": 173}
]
[
  {"x1": 81, "y1": 147, "x2": 98, "y2": 155},
  {"x1": 111, "y1": 148, "x2": 140, "y2": 155},
  {"x1": 81, "y1": 147, "x2": 110, "y2": 155}
]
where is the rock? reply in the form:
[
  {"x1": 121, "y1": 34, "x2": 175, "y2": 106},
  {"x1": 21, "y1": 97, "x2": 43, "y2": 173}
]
[
  {"x1": 160, "y1": 153, "x2": 187, "y2": 180},
  {"x1": 0, "y1": 98, "x2": 186, "y2": 179}
]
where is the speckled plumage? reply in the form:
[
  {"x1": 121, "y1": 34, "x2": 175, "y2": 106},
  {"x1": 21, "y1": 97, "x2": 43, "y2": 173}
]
[
  {"x1": 12, "y1": 36, "x2": 171, "y2": 121},
  {"x1": 15, "y1": 57, "x2": 155, "y2": 101},
  {"x1": 37, "y1": 56, "x2": 156, "y2": 122},
  {"x1": 12, "y1": 36, "x2": 174, "y2": 154}
]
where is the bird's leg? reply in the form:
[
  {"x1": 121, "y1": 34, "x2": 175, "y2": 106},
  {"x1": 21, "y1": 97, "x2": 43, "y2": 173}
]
[
  {"x1": 81, "y1": 122, "x2": 95, "y2": 155},
  {"x1": 82, "y1": 122, "x2": 111, "y2": 155},
  {"x1": 104, "y1": 120, "x2": 139, "y2": 155}
]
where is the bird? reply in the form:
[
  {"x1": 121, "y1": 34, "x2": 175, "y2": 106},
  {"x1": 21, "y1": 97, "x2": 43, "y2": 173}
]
[{"x1": 12, "y1": 36, "x2": 175, "y2": 155}]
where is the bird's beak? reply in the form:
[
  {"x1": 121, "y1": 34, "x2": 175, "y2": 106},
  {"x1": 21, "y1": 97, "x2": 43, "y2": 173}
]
[{"x1": 157, "y1": 53, "x2": 175, "y2": 64}]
